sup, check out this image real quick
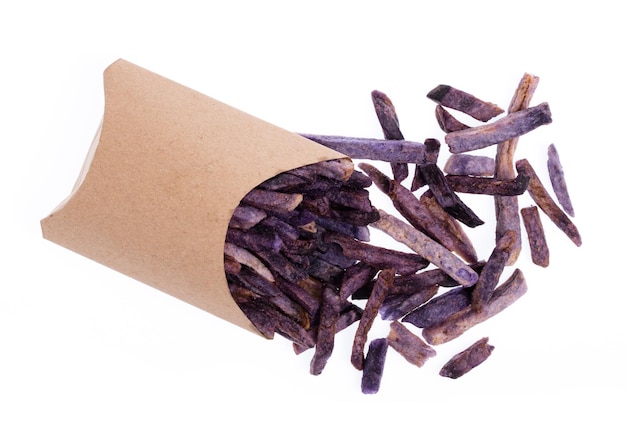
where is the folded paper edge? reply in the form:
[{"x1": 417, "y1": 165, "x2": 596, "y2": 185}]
[{"x1": 40, "y1": 58, "x2": 348, "y2": 337}]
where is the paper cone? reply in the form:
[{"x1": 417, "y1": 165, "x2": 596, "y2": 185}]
[{"x1": 41, "y1": 59, "x2": 346, "y2": 335}]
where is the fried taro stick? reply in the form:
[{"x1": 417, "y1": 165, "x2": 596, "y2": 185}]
[
  {"x1": 372, "y1": 90, "x2": 409, "y2": 181},
  {"x1": 231, "y1": 285, "x2": 316, "y2": 348},
  {"x1": 351, "y1": 268, "x2": 394, "y2": 371},
  {"x1": 419, "y1": 163, "x2": 484, "y2": 228},
  {"x1": 495, "y1": 73, "x2": 539, "y2": 266},
  {"x1": 361, "y1": 338, "x2": 389, "y2": 394},
  {"x1": 287, "y1": 157, "x2": 355, "y2": 182},
  {"x1": 379, "y1": 285, "x2": 439, "y2": 321},
  {"x1": 423, "y1": 268, "x2": 527, "y2": 345},
  {"x1": 427, "y1": 84, "x2": 504, "y2": 122},
  {"x1": 435, "y1": 104, "x2": 469, "y2": 133},
  {"x1": 310, "y1": 285, "x2": 342, "y2": 375},
  {"x1": 444, "y1": 154, "x2": 495, "y2": 177},
  {"x1": 445, "y1": 102, "x2": 552, "y2": 154},
  {"x1": 547, "y1": 143, "x2": 575, "y2": 217},
  {"x1": 241, "y1": 188, "x2": 303, "y2": 213},
  {"x1": 223, "y1": 242, "x2": 274, "y2": 282},
  {"x1": 300, "y1": 134, "x2": 427, "y2": 164},
  {"x1": 472, "y1": 230, "x2": 517, "y2": 312},
  {"x1": 402, "y1": 285, "x2": 473, "y2": 329},
  {"x1": 411, "y1": 138, "x2": 441, "y2": 191},
  {"x1": 339, "y1": 261, "x2": 379, "y2": 300},
  {"x1": 387, "y1": 321, "x2": 436, "y2": 367},
  {"x1": 324, "y1": 230, "x2": 429, "y2": 275},
  {"x1": 359, "y1": 162, "x2": 477, "y2": 263},
  {"x1": 370, "y1": 209, "x2": 479, "y2": 288},
  {"x1": 521, "y1": 205, "x2": 550, "y2": 267},
  {"x1": 439, "y1": 337, "x2": 494, "y2": 379},
  {"x1": 228, "y1": 205, "x2": 267, "y2": 230},
  {"x1": 419, "y1": 190, "x2": 478, "y2": 263},
  {"x1": 445, "y1": 173, "x2": 530, "y2": 196},
  {"x1": 516, "y1": 158, "x2": 582, "y2": 247}
]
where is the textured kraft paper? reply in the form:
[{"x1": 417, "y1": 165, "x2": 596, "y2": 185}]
[{"x1": 40, "y1": 59, "x2": 346, "y2": 335}]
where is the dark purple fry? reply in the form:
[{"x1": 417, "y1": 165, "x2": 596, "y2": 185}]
[
  {"x1": 435, "y1": 104, "x2": 470, "y2": 132},
  {"x1": 427, "y1": 84, "x2": 504, "y2": 122},
  {"x1": 402, "y1": 286, "x2": 473, "y2": 329},
  {"x1": 472, "y1": 230, "x2": 517, "y2": 312},
  {"x1": 379, "y1": 285, "x2": 439, "y2": 321},
  {"x1": 516, "y1": 158, "x2": 582, "y2": 247},
  {"x1": 370, "y1": 209, "x2": 479, "y2": 288},
  {"x1": 254, "y1": 248, "x2": 308, "y2": 284},
  {"x1": 313, "y1": 241, "x2": 357, "y2": 269},
  {"x1": 419, "y1": 190, "x2": 478, "y2": 264},
  {"x1": 225, "y1": 227, "x2": 283, "y2": 253},
  {"x1": 241, "y1": 188, "x2": 303, "y2": 213},
  {"x1": 361, "y1": 338, "x2": 389, "y2": 394},
  {"x1": 371, "y1": 90, "x2": 404, "y2": 140},
  {"x1": 307, "y1": 257, "x2": 344, "y2": 285},
  {"x1": 520, "y1": 205, "x2": 550, "y2": 267},
  {"x1": 229, "y1": 268, "x2": 307, "y2": 325},
  {"x1": 422, "y1": 268, "x2": 527, "y2": 345},
  {"x1": 274, "y1": 275, "x2": 320, "y2": 318},
  {"x1": 231, "y1": 287, "x2": 315, "y2": 348},
  {"x1": 228, "y1": 204, "x2": 267, "y2": 230},
  {"x1": 256, "y1": 172, "x2": 309, "y2": 191},
  {"x1": 444, "y1": 154, "x2": 495, "y2": 177},
  {"x1": 389, "y1": 268, "x2": 456, "y2": 296},
  {"x1": 411, "y1": 138, "x2": 441, "y2": 191},
  {"x1": 339, "y1": 262, "x2": 379, "y2": 300},
  {"x1": 328, "y1": 207, "x2": 380, "y2": 227},
  {"x1": 315, "y1": 217, "x2": 370, "y2": 242},
  {"x1": 351, "y1": 268, "x2": 394, "y2": 371},
  {"x1": 387, "y1": 321, "x2": 436, "y2": 367},
  {"x1": 324, "y1": 230, "x2": 429, "y2": 275},
  {"x1": 345, "y1": 169, "x2": 374, "y2": 189},
  {"x1": 445, "y1": 102, "x2": 552, "y2": 153},
  {"x1": 310, "y1": 285, "x2": 342, "y2": 375},
  {"x1": 439, "y1": 337, "x2": 494, "y2": 379},
  {"x1": 325, "y1": 187, "x2": 374, "y2": 212},
  {"x1": 257, "y1": 215, "x2": 300, "y2": 243},
  {"x1": 371, "y1": 90, "x2": 409, "y2": 182},
  {"x1": 419, "y1": 163, "x2": 484, "y2": 228},
  {"x1": 300, "y1": 134, "x2": 427, "y2": 164},
  {"x1": 445, "y1": 173, "x2": 529, "y2": 196},
  {"x1": 287, "y1": 158, "x2": 355, "y2": 182},
  {"x1": 547, "y1": 143, "x2": 575, "y2": 217}
]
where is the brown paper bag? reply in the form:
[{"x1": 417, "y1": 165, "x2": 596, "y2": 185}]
[{"x1": 41, "y1": 59, "x2": 346, "y2": 335}]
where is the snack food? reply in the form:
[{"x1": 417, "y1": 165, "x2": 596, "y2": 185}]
[{"x1": 224, "y1": 75, "x2": 581, "y2": 393}]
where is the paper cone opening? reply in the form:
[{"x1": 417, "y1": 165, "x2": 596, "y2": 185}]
[{"x1": 41, "y1": 59, "x2": 346, "y2": 335}]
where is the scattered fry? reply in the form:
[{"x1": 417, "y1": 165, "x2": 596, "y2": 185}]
[
  {"x1": 361, "y1": 338, "x2": 389, "y2": 394},
  {"x1": 387, "y1": 321, "x2": 436, "y2": 367},
  {"x1": 427, "y1": 84, "x2": 504, "y2": 122},
  {"x1": 521, "y1": 205, "x2": 550, "y2": 267},
  {"x1": 372, "y1": 90, "x2": 409, "y2": 181},
  {"x1": 439, "y1": 337, "x2": 494, "y2": 379},
  {"x1": 445, "y1": 102, "x2": 552, "y2": 153},
  {"x1": 222, "y1": 76, "x2": 581, "y2": 394},
  {"x1": 547, "y1": 143, "x2": 575, "y2": 217}
]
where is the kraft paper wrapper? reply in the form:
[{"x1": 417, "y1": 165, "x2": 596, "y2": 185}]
[{"x1": 41, "y1": 59, "x2": 346, "y2": 335}]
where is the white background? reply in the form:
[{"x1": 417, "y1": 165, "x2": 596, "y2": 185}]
[{"x1": 2, "y1": 1, "x2": 624, "y2": 431}]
